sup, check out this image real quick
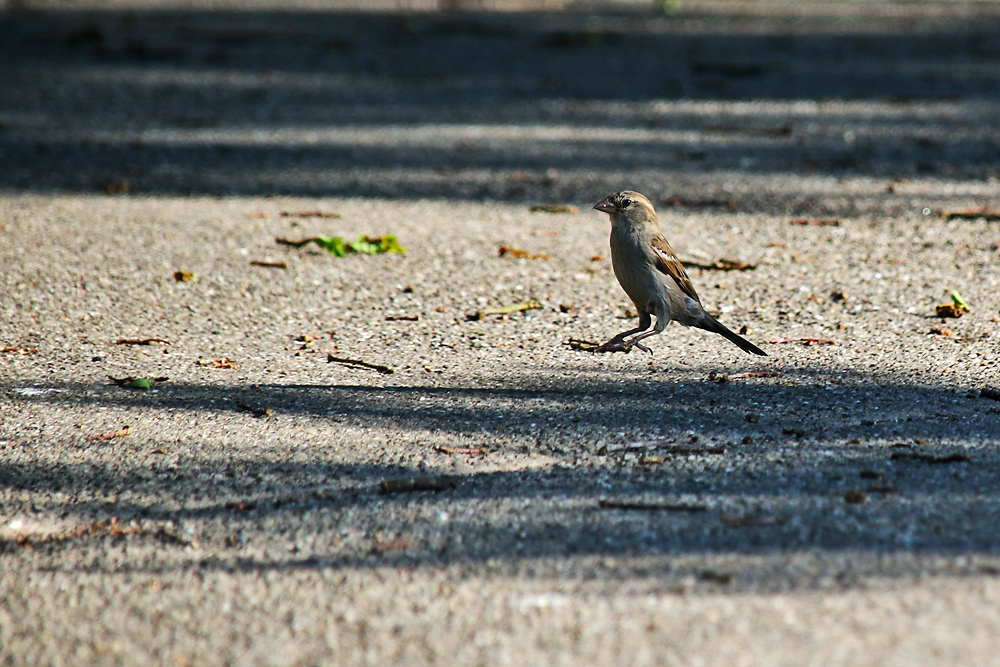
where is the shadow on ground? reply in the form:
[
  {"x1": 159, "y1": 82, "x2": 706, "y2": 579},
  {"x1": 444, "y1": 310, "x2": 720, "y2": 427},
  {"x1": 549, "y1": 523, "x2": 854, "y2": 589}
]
[
  {"x1": 2, "y1": 8, "x2": 1000, "y2": 200},
  {"x1": 4, "y1": 366, "x2": 1000, "y2": 586}
]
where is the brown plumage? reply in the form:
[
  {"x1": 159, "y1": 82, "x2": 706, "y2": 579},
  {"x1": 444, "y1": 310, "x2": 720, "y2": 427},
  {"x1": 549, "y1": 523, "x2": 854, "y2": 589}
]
[{"x1": 592, "y1": 190, "x2": 765, "y2": 356}]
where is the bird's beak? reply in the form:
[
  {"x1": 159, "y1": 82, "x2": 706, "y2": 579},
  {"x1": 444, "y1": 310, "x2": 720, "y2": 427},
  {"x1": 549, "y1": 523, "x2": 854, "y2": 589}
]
[{"x1": 593, "y1": 197, "x2": 617, "y2": 214}]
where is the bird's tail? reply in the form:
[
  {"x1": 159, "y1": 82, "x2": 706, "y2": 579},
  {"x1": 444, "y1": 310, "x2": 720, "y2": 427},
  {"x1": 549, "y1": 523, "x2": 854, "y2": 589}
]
[{"x1": 703, "y1": 317, "x2": 767, "y2": 356}]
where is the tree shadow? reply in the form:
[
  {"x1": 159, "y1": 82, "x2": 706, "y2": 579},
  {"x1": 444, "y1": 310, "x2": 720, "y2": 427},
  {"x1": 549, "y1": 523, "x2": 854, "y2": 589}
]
[
  {"x1": 4, "y1": 365, "x2": 1000, "y2": 589},
  {"x1": 2, "y1": 8, "x2": 1000, "y2": 201}
]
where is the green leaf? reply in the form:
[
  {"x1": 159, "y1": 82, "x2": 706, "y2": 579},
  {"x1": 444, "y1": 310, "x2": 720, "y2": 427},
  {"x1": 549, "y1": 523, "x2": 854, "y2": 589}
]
[
  {"x1": 312, "y1": 235, "x2": 348, "y2": 257},
  {"x1": 950, "y1": 291, "x2": 969, "y2": 309},
  {"x1": 375, "y1": 234, "x2": 406, "y2": 254},
  {"x1": 306, "y1": 233, "x2": 406, "y2": 257},
  {"x1": 346, "y1": 235, "x2": 382, "y2": 254},
  {"x1": 123, "y1": 377, "x2": 151, "y2": 389}
]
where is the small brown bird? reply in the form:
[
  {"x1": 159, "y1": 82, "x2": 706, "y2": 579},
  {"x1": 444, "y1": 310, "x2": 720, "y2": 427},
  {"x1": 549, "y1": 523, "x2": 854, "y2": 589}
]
[{"x1": 593, "y1": 190, "x2": 765, "y2": 356}]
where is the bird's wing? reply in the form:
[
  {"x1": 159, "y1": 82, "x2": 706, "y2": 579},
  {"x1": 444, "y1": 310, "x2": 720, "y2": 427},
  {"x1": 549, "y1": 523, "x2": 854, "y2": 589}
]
[{"x1": 650, "y1": 234, "x2": 701, "y2": 303}]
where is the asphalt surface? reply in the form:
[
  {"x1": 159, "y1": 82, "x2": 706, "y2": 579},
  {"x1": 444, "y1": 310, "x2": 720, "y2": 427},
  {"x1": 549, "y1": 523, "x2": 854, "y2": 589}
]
[{"x1": 2, "y1": 2, "x2": 1000, "y2": 664}]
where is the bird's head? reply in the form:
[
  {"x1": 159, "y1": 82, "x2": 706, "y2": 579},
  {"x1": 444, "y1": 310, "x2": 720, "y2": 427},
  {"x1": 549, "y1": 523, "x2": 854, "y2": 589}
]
[{"x1": 593, "y1": 191, "x2": 657, "y2": 226}]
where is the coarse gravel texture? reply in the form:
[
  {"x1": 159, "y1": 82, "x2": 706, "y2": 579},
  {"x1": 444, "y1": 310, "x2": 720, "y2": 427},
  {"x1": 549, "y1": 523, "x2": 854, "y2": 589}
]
[{"x1": 2, "y1": 1, "x2": 1000, "y2": 665}]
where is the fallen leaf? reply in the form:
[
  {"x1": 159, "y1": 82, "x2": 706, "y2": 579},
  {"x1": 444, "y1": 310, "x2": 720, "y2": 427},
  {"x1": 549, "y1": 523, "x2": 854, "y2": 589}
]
[
  {"x1": 86, "y1": 426, "x2": 133, "y2": 441},
  {"x1": 844, "y1": 490, "x2": 866, "y2": 503},
  {"x1": 108, "y1": 376, "x2": 151, "y2": 389},
  {"x1": 198, "y1": 358, "x2": 238, "y2": 369},
  {"x1": 566, "y1": 338, "x2": 600, "y2": 351},
  {"x1": 108, "y1": 375, "x2": 170, "y2": 389},
  {"x1": 173, "y1": 271, "x2": 194, "y2": 282},
  {"x1": 277, "y1": 234, "x2": 405, "y2": 257},
  {"x1": 498, "y1": 245, "x2": 550, "y2": 260},
  {"x1": 0, "y1": 346, "x2": 39, "y2": 355},
  {"x1": 529, "y1": 204, "x2": 578, "y2": 214},
  {"x1": 928, "y1": 328, "x2": 954, "y2": 336},
  {"x1": 102, "y1": 179, "x2": 131, "y2": 195},
  {"x1": 935, "y1": 304, "x2": 968, "y2": 318}
]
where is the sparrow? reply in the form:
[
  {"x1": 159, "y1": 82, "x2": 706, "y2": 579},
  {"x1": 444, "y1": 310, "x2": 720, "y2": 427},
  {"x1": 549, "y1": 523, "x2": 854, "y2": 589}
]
[{"x1": 592, "y1": 190, "x2": 766, "y2": 356}]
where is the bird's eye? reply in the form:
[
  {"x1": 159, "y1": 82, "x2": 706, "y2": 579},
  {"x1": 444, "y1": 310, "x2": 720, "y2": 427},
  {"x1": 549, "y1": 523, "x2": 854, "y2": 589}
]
[{"x1": 620, "y1": 198, "x2": 633, "y2": 208}]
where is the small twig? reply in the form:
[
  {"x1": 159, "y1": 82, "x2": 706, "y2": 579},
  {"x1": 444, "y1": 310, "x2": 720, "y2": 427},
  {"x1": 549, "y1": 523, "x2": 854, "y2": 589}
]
[
  {"x1": 327, "y1": 355, "x2": 394, "y2": 375},
  {"x1": 598, "y1": 442, "x2": 726, "y2": 456},
  {"x1": 720, "y1": 513, "x2": 788, "y2": 528},
  {"x1": 6, "y1": 517, "x2": 198, "y2": 549},
  {"x1": 790, "y1": 218, "x2": 841, "y2": 226},
  {"x1": 728, "y1": 371, "x2": 782, "y2": 380},
  {"x1": 249, "y1": 260, "x2": 288, "y2": 269},
  {"x1": 598, "y1": 498, "x2": 708, "y2": 512},
  {"x1": 235, "y1": 400, "x2": 272, "y2": 418},
  {"x1": 279, "y1": 210, "x2": 342, "y2": 218},
  {"x1": 434, "y1": 445, "x2": 486, "y2": 455},
  {"x1": 371, "y1": 535, "x2": 412, "y2": 553},
  {"x1": 470, "y1": 299, "x2": 541, "y2": 321},
  {"x1": 275, "y1": 236, "x2": 319, "y2": 248},
  {"x1": 115, "y1": 338, "x2": 170, "y2": 346},
  {"x1": 385, "y1": 314, "x2": 420, "y2": 321},
  {"x1": 379, "y1": 476, "x2": 456, "y2": 495},
  {"x1": 940, "y1": 206, "x2": 1000, "y2": 221},
  {"x1": 890, "y1": 452, "x2": 970, "y2": 464},
  {"x1": 764, "y1": 337, "x2": 836, "y2": 345}
]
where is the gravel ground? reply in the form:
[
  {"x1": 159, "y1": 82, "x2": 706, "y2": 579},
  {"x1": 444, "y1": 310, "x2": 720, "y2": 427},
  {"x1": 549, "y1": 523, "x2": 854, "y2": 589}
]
[{"x1": 2, "y1": 2, "x2": 1000, "y2": 664}]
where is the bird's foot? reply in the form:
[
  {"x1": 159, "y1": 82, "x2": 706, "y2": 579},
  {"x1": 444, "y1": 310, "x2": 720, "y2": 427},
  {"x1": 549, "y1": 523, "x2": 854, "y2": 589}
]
[
  {"x1": 593, "y1": 338, "x2": 652, "y2": 354},
  {"x1": 593, "y1": 339, "x2": 631, "y2": 354}
]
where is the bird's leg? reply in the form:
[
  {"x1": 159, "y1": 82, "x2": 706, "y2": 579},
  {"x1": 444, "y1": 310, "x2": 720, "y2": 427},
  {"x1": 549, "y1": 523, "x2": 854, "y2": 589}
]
[{"x1": 594, "y1": 311, "x2": 652, "y2": 353}]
